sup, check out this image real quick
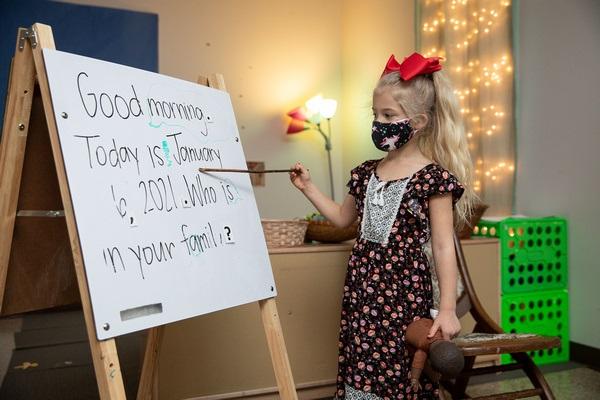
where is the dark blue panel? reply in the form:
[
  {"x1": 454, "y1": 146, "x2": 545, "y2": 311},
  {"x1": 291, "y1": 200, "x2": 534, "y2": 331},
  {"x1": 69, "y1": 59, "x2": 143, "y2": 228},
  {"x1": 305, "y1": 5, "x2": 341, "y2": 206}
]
[{"x1": 0, "y1": 0, "x2": 158, "y2": 127}]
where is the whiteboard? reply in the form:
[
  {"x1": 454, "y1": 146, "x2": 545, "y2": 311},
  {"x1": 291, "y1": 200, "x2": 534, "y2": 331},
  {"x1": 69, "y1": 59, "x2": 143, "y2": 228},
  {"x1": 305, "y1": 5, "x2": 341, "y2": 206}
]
[{"x1": 42, "y1": 49, "x2": 276, "y2": 340}]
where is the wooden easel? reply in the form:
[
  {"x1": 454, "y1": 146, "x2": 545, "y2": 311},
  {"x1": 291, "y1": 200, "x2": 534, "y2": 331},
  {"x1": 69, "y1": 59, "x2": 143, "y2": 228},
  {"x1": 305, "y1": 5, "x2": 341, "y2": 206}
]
[{"x1": 0, "y1": 23, "x2": 298, "y2": 400}]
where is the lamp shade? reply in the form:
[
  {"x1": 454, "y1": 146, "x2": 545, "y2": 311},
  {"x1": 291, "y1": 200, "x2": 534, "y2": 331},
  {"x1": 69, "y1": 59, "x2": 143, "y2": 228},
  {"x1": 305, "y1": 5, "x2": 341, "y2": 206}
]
[
  {"x1": 320, "y1": 99, "x2": 337, "y2": 118},
  {"x1": 286, "y1": 119, "x2": 310, "y2": 134},
  {"x1": 305, "y1": 95, "x2": 322, "y2": 124},
  {"x1": 305, "y1": 95, "x2": 323, "y2": 115},
  {"x1": 287, "y1": 106, "x2": 308, "y2": 121}
]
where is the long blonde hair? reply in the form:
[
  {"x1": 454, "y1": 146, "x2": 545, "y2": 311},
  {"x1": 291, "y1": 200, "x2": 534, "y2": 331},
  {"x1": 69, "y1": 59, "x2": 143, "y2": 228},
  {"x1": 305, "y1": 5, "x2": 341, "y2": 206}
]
[{"x1": 376, "y1": 70, "x2": 478, "y2": 229}]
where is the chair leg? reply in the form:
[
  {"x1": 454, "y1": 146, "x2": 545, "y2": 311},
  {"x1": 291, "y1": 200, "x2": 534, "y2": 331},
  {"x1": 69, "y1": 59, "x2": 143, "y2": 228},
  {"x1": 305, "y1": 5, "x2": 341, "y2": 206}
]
[
  {"x1": 510, "y1": 352, "x2": 555, "y2": 400},
  {"x1": 450, "y1": 355, "x2": 476, "y2": 399}
]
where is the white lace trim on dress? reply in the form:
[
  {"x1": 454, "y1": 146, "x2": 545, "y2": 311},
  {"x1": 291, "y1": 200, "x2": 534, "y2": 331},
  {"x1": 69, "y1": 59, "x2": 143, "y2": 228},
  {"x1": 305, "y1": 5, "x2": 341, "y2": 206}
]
[
  {"x1": 342, "y1": 384, "x2": 384, "y2": 400},
  {"x1": 360, "y1": 173, "x2": 408, "y2": 246}
]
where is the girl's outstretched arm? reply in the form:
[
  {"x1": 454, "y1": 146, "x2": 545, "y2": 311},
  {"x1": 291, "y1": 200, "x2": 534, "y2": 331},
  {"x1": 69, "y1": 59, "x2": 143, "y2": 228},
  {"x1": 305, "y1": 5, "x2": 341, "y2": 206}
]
[
  {"x1": 289, "y1": 162, "x2": 358, "y2": 228},
  {"x1": 427, "y1": 193, "x2": 461, "y2": 340}
]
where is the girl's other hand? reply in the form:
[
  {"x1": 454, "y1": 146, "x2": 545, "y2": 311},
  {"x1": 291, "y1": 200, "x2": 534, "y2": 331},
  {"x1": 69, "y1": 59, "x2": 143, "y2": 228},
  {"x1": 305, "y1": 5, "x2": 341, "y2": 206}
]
[
  {"x1": 427, "y1": 310, "x2": 461, "y2": 341},
  {"x1": 289, "y1": 162, "x2": 311, "y2": 191}
]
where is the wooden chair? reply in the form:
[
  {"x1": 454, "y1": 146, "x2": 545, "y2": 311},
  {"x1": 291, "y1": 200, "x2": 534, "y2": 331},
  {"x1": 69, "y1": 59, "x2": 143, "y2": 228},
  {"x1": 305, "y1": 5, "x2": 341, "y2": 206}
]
[{"x1": 433, "y1": 234, "x2": 561, "y2": 399}]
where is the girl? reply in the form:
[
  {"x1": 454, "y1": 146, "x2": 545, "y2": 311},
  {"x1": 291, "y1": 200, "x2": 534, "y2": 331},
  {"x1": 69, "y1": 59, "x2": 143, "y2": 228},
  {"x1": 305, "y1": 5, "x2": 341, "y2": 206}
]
[{"x1": 290, "y1": 52, "x2": 476, "y2": 399}]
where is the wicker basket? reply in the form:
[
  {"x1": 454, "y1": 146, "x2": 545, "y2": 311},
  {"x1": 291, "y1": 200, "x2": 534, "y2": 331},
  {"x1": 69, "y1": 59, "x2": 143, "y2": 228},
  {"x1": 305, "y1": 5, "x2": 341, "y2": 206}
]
[
  {"x1": 261, "y1": 219, "x2": 308, "y2": 248},
  {"x1": 457, "y1": 203, "x2": 489, "y2": 239},
  {"x1": 305, "y1": 220, "x2": 359, "y2": 243}
]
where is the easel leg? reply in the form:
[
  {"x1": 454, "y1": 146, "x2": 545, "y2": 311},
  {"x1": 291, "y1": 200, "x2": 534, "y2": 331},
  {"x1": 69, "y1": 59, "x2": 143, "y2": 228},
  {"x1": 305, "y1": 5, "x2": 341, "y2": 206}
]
[
  {"x1": 0, "y1": 28, "x2": 36, "y2": 313},
  {"x1": 88, "y1": 336, "x2": 127, "y2": 399},
  {"x1": 29, "y1": 23, "x2": 127, "y2": 399},
  {"x1": 137, "y1": 326, "x2": 164, "y2": 400},
  {"x1": 259, "y1": 298, "x2": 298, "y2": 400}
]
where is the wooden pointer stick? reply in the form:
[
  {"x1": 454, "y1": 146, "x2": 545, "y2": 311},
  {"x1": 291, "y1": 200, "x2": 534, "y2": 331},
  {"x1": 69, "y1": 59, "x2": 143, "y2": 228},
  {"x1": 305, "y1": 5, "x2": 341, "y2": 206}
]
[{"x1": 199, "y1": 167, "x2": 305, "y2": 174}]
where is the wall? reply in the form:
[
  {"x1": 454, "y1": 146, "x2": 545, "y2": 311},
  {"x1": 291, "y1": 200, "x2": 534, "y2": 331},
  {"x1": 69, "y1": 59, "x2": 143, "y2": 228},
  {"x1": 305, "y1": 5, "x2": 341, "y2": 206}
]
[
  {"x1": 59, "y1": 0, "x2": 414, "y2": 218},
  {"x1": 341, "y1": 0, "x2": 415, "y2": 182},
  {"x1": 516, "y1": 0, "x2": 600, "y2": 349}
]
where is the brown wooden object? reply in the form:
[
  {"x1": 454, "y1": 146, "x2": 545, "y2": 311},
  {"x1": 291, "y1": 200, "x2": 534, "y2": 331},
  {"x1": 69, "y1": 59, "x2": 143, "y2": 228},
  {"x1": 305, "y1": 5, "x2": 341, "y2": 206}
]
[
  {"x1": 0, "y1": 24, "x2": 298, "y2": 400},
  {"x1": 433, "y1": 234, "x2": 561, "y2": 399}
]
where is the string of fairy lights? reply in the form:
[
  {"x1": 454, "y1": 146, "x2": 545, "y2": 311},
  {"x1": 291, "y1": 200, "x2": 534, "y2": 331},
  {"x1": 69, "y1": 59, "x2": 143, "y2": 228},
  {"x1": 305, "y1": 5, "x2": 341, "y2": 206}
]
[{"x1": 419, "y1": 0, "x2": 514, "y2": 195}]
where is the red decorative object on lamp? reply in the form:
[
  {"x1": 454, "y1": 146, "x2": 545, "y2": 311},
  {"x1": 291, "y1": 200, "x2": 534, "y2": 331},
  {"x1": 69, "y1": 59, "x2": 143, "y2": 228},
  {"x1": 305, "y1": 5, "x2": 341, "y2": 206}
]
[
  {"x1": 286, "y1": 107, "x2": 308, "y2": 122},
  {"x1": 286, "y1": 119, "x2": 310, "y2": 134}
]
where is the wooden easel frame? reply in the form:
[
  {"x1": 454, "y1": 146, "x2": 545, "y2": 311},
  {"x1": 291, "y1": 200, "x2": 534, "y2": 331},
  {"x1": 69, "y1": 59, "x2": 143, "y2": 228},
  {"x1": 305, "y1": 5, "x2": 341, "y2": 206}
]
[{"x1": 0, "y1": 23, "x2": 298, "y2": 400}]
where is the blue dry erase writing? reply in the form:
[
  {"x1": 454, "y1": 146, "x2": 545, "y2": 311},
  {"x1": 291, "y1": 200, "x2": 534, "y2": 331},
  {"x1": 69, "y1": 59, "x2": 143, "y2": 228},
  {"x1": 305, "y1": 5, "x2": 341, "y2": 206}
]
[{"x1": 161, "y1": 140, "x2": 173, "y2": 167}]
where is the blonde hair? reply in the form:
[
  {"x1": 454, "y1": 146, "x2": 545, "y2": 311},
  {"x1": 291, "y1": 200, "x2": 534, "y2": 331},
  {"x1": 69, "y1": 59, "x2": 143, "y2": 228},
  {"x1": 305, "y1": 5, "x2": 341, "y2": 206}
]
[{"x1": 376, "y1": 70, "x2": 478, "y2": 229}]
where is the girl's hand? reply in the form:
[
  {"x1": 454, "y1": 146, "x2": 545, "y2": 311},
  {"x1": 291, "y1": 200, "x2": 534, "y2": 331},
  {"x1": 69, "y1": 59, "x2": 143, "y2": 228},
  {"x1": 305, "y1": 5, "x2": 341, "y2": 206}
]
[
  {"x1": 428, "y1": 310, "x2": 461, "y2": 341},
  {"x1": 289, "y1": 162, "x2": 311, "y2": 191}
]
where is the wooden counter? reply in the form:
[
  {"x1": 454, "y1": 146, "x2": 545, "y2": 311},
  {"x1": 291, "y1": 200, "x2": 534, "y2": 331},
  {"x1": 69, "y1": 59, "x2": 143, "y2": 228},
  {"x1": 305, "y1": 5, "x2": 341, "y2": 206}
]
[{"x1": 158, "y1": 238, "x2": 500, "y2": 400}]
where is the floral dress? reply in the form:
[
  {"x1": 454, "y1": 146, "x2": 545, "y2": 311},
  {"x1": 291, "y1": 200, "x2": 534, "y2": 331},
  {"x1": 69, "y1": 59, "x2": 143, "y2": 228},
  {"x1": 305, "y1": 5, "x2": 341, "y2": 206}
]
[{"x1": 336, "y1": 159, "x2": 465, "y2": 400}]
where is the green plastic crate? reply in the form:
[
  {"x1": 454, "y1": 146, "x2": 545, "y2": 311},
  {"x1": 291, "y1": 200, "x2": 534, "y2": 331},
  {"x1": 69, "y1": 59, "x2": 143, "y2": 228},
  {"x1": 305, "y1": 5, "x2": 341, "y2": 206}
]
[
  {"x1": 501, "y1": 289, "x2": 569, "y2": 365},
  {"x1": 474, "y1": 217, "x2": 568, "y2": 293}
]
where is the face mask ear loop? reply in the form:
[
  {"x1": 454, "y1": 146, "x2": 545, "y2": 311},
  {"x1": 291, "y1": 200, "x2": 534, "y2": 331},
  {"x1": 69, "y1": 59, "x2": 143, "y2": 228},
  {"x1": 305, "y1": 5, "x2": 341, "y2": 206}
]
[
  {"x1": 408, "y1": 113, "x2": 429, "y2": 136},
  {"x1": 407, "y1": 117, "x2": 419, "y2": 136}
]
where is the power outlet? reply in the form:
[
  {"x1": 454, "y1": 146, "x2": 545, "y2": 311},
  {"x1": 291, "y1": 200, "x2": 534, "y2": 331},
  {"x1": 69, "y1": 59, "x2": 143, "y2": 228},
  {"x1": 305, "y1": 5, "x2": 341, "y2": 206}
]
[{"x1": 246, "y1": 161, "x2": 265, "y2": 186}]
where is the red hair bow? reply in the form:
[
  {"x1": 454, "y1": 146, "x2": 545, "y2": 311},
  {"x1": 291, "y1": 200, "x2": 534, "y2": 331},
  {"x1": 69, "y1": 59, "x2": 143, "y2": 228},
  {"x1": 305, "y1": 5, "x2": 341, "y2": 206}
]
[{"x1": 381, "y1": 52, "x2": 443, "y2": 80}]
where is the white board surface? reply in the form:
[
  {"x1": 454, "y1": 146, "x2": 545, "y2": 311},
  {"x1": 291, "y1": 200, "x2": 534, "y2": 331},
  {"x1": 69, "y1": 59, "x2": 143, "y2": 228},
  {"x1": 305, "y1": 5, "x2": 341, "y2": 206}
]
[{"x1": 42, "y1": 49, "x2": 276, "y2": 340}]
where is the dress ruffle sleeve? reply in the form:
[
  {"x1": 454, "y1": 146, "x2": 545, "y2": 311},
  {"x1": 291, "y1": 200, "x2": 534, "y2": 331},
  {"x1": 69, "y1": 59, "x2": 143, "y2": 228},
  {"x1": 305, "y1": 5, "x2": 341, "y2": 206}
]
[
  {"x1": 414, "y1": 165, "x2": 465, "y2": 205},
  {"x1": 346, "y1": 166, "x2": 361, "y2": 197},
  {"x1": 346, "y1": 160, "x2": 377, "y2": 198}
]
